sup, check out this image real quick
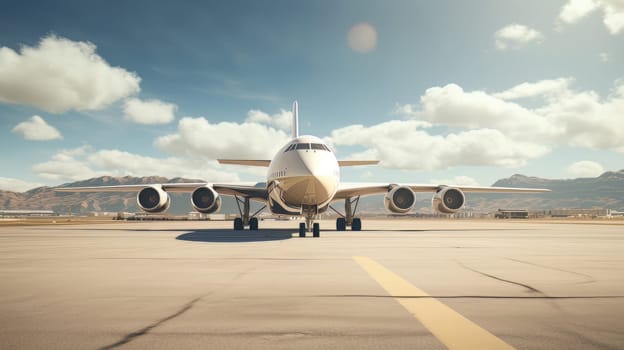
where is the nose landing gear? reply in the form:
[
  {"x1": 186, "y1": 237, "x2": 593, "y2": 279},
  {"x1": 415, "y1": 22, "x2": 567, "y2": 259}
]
[
  {"x1": 299, "y1": 205, "x2": 321, "y2": 238},
  {"x1": 299, "y1": 221, "x2": 321, "y2": 238},
  {"x1": 312, "y1": 223, "x2": 320, "y2": 237}
]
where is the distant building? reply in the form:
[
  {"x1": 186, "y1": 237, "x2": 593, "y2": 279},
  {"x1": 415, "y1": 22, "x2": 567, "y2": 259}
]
[
  {"x1": 0, "y1": 210, "x2": 55, "y2": 217},
  {"x1": 548, "y1": 209, "x2": 609, "y2": 217},
  {"x1": 88, "y1": 212, "x2": 117, "y2": 217},
  {"x1": 115, "y1": 212, "x2": 136, "y2": 220},
  {"x1": 495, "y1": 209, "x2": 529, "y2": 219},
  {"x1": 187, "y1": 213, "x2": 227, "y2": 220}
]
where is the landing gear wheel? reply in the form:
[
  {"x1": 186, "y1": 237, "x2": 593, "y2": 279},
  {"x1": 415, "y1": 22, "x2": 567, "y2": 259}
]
[
  {"x1": 313, "y1": 223, "x2": 320, "y2": 237},
  {"x1": 336, "y1": 217, "x2": 346, "y2": 231},
  {"x1": 352, "y1": 218, "x2": 362, "y2": 231},
  {"x1": 299, "y1": 223, "x2": 306, "y2": 237},
  {"x1": 233, "y1": 218, "x2": 244, "y2": 230},
  {"x1": 249, "y1": 217, "x2": 259, "y2": 230}
]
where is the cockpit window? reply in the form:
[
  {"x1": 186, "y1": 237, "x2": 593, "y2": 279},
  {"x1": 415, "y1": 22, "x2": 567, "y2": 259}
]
[
  {"x1": 295, "y1": 143, "x2": 310, "y2": 150},
  {"x1": 286, "y1": 143, "x2": 331, "y2": 152}
]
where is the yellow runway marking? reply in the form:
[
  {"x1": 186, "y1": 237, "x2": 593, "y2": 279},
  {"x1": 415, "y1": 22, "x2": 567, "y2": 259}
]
[{"x1": 353, "y1": 256, "x2": 515, "y2": 350}]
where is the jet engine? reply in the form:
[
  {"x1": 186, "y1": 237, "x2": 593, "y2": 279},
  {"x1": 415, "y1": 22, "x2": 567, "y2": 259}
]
[
  {"x1": 384, "y1": 186, "x2": 416, "y2": 214},
  {"x1": 432, "y1": 187, "x2": 465, "y2": 214},
  {"x1": 137, "y1": 185, "x2": 171, "y2": 213},
  {"x1": 191, "y1": 186, "x2": 222, "y2": 214}
]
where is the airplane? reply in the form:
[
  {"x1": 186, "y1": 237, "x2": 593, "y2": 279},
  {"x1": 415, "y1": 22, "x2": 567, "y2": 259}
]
[{"x1": 56, "y1": 101, "x2": 550, "y2": 237}]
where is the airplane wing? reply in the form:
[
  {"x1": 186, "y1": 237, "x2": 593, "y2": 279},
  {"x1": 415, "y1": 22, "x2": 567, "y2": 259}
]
[
  {"x1": 217, "y1": 159, "x2": 380, "y2": 167},
  {"x1": 338, "y1": 160, "x2": 380, "y2": 166},
  {"x1": 217, "y1": 159, "x2": 271, "y2": 167},
  {"x1": 55, "y1": 182, "x2": 269, "y2": 200},
  {"x1": 334, "y1": 182, "x2": 550, "y2": 200}
]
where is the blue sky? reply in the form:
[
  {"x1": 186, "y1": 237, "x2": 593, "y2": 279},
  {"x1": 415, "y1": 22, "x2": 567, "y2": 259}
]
[{"x1": 1, "y1": 0, "x2": 623, "y2": 191}]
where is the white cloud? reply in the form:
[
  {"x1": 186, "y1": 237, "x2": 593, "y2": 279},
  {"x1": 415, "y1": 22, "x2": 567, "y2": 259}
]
[
  {"x1": 558, "y1": 0, "x2": 624, "y2": 34},
  {"x1": 0, "y1": 177, "x2": 44, "y2": 192},
  {"x1": 245, "y1": 109, "x2": 292, "y2": 131},
  {"x1": 155, "y1": 116, "x2": 290, "y2": 160},
  {"x1": 493, "y1": 78, "x2": 574, "y2": 100},
  {"x1": 329, "y1": 120, "x2": 549, "y2": 170},
  {"x1": 33, "y1": 146, "x2": 239, "y2": 183},
  {"x1": 32, "y1": 109, "x2": 298, "y2": 184},
  {"x1": 415, "y1": 84, "x2": 558, "y2": 141},
  {"x1": 347, "y1": 22, "x2": 378, "y2": 53},
  {"x1": 123, "y1": 98, "x2": 177, "y2": 124},
  {"x1": 33, "y1": 146, "x2": 104, "y2": 181},
  {"x1": 567, "y1": 160, "x2": 605, "y2": 177},
  {"x1": 341, "y1": 78, "x2": 624, "y2": 171},
  {"x1": 430, "y1": 176, "x2": 480, "y2": 186},
  {"x1": 533, "y1": 83, "x2": 624, "y2": 150},
  {"x1": 418, "y1": 80, "x2": 624, "y2": 150},
  {"x1": 603, "y1": 1, "x2": 624, "y2": 33},
  {"x1": 599, "y1": 52, "x2": 609, "y2": 62},
  {"x1": 494, "y1": 24, "x2": 544, "y2": 50},
  {"x1": 86, "y1": 150, "x2": 237, "y2": 181},
  {"x1": 559, "y1": 0, "x2": 599, "y2": 23},
  {"x1": 12, "y1": 115, "x2": 63, "y2": 141},
  {"x1": 0, "y1": 35, "x2": 140, "y2": 113}
]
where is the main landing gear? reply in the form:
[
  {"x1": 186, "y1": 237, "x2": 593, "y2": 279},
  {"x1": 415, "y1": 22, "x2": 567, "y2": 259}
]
[
  {"x1": 330, "y1": 196, "x2": 362, "y2": 232},
  {"x1": 233, "y1": 196, "x2": 265, "y2": 231}
]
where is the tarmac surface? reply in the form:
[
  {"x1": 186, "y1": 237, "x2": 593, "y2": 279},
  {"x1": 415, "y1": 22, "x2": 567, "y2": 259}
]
[{"x1": 0, "y1": 219, "x2": 623, "y2": 349}]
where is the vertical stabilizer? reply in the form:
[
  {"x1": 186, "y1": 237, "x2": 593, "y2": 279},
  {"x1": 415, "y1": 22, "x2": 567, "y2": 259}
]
[{"x1": 292, "y1": 100, "x2": 299, "y2": 138}]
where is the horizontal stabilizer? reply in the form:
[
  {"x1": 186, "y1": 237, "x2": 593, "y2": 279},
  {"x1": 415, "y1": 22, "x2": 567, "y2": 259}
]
[
  {"x1": 218, "y1": 159, "x2": 271, "y2": 167},
  {"x1": 338, "y1": 160, "x2": 380, "y2": 167}
]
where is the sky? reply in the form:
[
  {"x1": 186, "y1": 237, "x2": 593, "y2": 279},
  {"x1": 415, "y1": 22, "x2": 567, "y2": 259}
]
[{"x1": 1, "y1": 0, "x2": 623, "y2": 192}]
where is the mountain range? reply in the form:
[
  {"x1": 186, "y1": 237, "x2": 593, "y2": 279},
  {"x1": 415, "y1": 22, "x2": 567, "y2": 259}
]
[{"x1": 1, "y1": 171, "x2": 623, "y2": 215}]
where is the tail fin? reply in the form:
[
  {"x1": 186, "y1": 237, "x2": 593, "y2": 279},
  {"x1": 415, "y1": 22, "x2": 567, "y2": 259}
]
[{"x1": 292, "y1": 100, "x2": 299, "y2": 138}]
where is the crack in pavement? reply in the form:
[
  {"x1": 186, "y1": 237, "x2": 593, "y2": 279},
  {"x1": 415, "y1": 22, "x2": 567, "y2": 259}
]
[
  {"x1": 456, "y1": 260, "x2": 543, "y2": 294},
  {"x1": 98, "y1": 266, "x2": 256, "y2": 350},
  {"x1": 496, "y1": 260, "x2": 620, "y2": 350},
  {"x1": 457, "y1": 260, "x2": 622, "y2": 349},
  {"x1": 98, "y1": 296, "x2": 203, "y2": 350},
  {"x1": 456, "y1": 259, "x2": 569, "y2": 314},
  {"x1": 505, "y1": 257, "x2": 596, "y2": 285}
]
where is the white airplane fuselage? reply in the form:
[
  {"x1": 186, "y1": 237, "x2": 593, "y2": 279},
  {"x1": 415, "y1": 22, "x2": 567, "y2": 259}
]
[{"x1": 266, "y1": 135, "x2": 340, "y2": 215}]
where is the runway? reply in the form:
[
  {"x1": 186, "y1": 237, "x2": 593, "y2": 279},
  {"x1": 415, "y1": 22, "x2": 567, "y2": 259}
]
[{"x1": 0, "y1": 219, "x2": 623, "y2": 349}]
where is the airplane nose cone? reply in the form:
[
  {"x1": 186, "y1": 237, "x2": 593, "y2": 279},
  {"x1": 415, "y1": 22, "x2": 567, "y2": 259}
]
[
  {"x1": 299, "y1": 156, "x2": 317, "y2": 176},
  {"x1": 280, "y1": 151, "x2": 338, "y2": 206},
  {"x1": 297, "y1": 152, "x2": 332, "y2": 177}
]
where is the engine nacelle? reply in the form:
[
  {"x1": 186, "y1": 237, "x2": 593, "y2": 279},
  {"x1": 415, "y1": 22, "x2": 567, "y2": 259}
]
[
  {"x1": 191, "y1": 186, "x2": 221, "y2": 214},
  {"x1": 432, "y1": 187, "x2": 465, "y2": 214},
  {"x1": 137, "y1": 185, "x2": 171, "y2": 213},
  {"x1": 384, "y1": 186, "x2": 416, "y2": 214}
]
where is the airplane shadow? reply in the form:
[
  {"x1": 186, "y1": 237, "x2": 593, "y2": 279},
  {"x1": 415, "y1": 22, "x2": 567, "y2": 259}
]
[{"x1": 175, "y1": 228, "x2": 295, "y2": 243}]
